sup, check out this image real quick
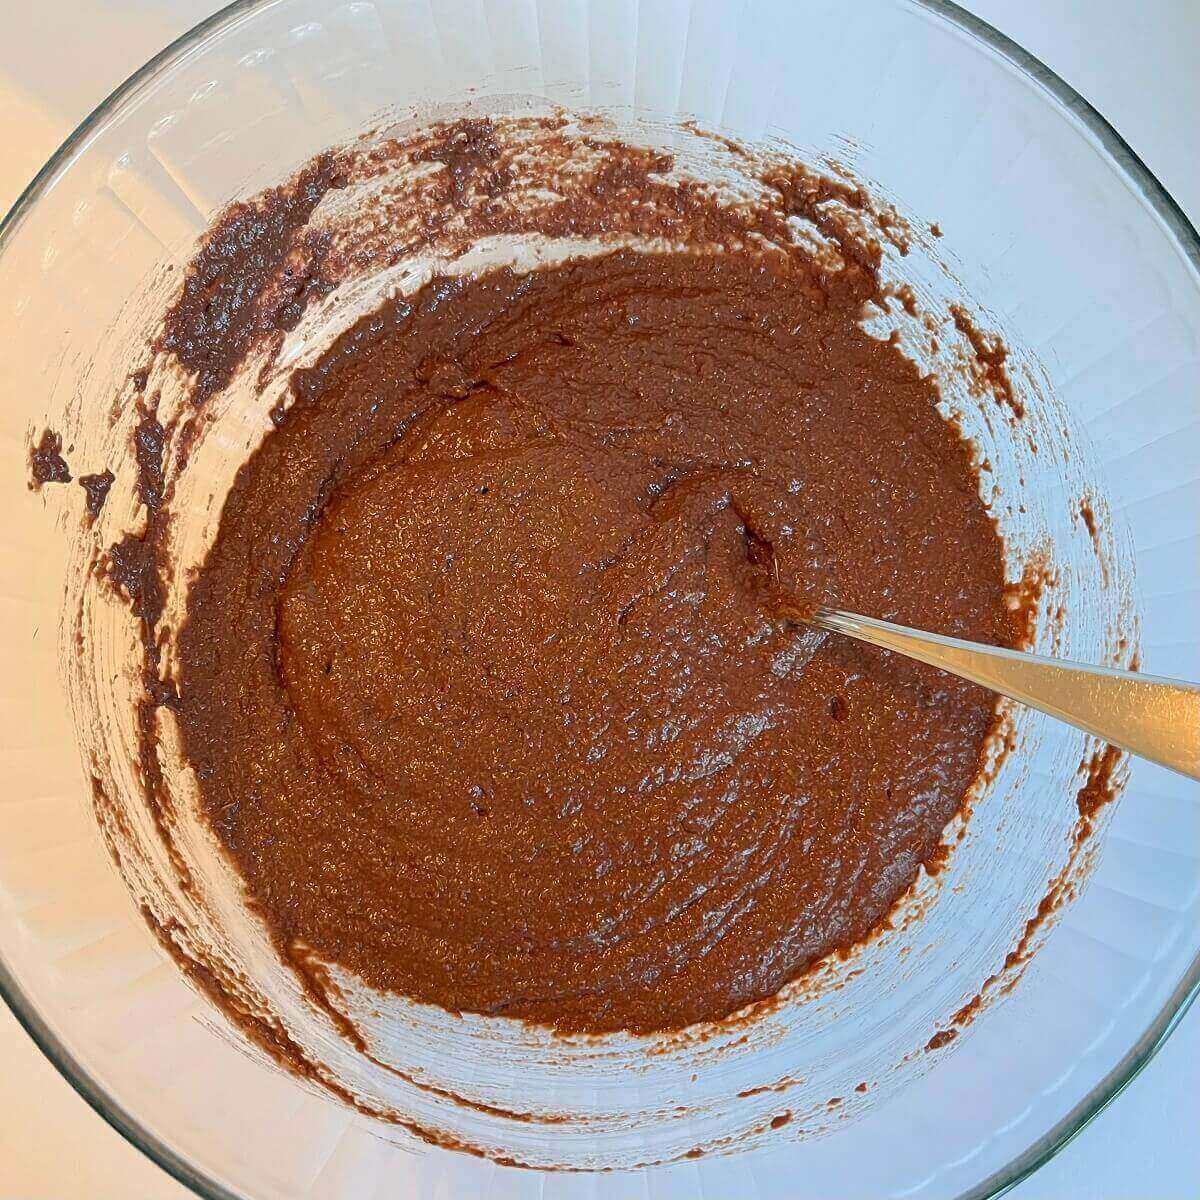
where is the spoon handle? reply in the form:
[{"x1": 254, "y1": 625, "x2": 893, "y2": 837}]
[{"x1": 801, "y1": 606, "x2": 1200, "y2": 781}]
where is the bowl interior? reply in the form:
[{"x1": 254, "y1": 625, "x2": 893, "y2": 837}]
[{"x1": 0, "y1": 1, "x2": 1198, "y2": 1197}]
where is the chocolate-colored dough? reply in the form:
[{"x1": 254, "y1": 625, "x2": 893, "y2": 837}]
[
  {"x1": 178, "y1": 245, "x2": 1019, "y2": 1033},
  {"x1": 156, "y1": 153, "x2": 344, "y2": 407},
  {"x1": 29, "y1": 428, "x2": 71, "y2": 488},
  {"x1": 79, "y1": 470, "x2": 115, "y2": 520}
]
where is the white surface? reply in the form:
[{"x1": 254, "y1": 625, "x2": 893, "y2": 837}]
[{"x1": 0, "y1": 1, "x2": 1196, "y2": 1196}]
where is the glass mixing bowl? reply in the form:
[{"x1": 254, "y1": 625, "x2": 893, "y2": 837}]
[{"x1": 1, "y1": 1, "x2": 1198, "y2": 1197}]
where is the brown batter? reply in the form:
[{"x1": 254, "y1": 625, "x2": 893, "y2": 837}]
[
  {"x1": 178, "y1": 244, "x2": 1020, "y2": 1033},
  {"x1": 29, "y1": 428, "x2": 71, "y2": 488}
]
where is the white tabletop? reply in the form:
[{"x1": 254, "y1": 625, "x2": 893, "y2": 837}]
[{"x1": 1, "y1": 2, "x2": 1196, "y2": 1196}]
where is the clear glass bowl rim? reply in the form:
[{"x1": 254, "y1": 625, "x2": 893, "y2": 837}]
[{"x1": 0, "y1": 1, "x2": 1197, "y2": 1197}]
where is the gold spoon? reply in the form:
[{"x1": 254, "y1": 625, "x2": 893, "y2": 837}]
[{"x1": 778, "y1": 603, "x2": 1200, "y2": 781}]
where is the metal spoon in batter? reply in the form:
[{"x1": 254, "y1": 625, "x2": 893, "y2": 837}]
[{"x1": 778, "y1": 603, "x2": 1200, "y2": 781}]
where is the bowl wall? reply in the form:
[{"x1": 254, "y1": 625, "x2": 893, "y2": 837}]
[{"x1": 0, "y1": 2, "x2": 1198, "y2": 1197}]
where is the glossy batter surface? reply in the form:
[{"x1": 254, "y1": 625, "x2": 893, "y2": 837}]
[{"x1": 179, "y1": 248, "x2": 1019, "y2": 1033}]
